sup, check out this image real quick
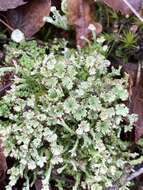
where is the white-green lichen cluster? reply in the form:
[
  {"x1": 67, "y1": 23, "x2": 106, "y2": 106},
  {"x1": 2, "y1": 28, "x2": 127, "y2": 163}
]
[{"x1": 0, "y1": 39, "x2": 136, "y2": 190}]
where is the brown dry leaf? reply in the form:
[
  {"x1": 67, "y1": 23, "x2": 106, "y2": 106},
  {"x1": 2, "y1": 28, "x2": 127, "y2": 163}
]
[
  {"x1": 124, "y1": 63, "x2": 143, "y2": 141},
  {"x1": 0, "y1": 0, "x2": 27, "y2": 11},
  {"x1": 0, "y1": 139, "x2": 7, "y2": 184},
  {"x1": 67, "y1": 0, "x2": 102, "y2": 47},
  {"x1": 5, "y1": 0, "x2": 51, "y2": 37},
  {"x1": 0, "y1": 152, "x2": 7, "y2": 180},
  {"x1": 102, "y1": 0, "x2": 141, "y2": 14},
  {"x1": 35, "y1": 179, "x2": 43, "y2": 190}
]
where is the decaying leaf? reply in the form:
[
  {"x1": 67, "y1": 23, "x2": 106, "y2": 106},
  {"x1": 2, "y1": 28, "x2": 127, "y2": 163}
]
[
  {"x1": 124, "y1": 63, "x2": 143, "y2": 141},
  {"x1": 0, "y1": 0, "x2": 27, "y2": 11},
  {"x1": 35, "y1": 179, "x2": 43, "y2": 190},
  {"x1": 67, "y1": 0, "x2": 102, "y2": 47},
  {"x1": 102, "y1": 0, "x2": 141, "y2": 14},
  {"x1": 5, "y1": 0, "x2": 51, "y2": 37},
  {"x1": 0, "y1": 139, "x2": 7, "y2": 185}
]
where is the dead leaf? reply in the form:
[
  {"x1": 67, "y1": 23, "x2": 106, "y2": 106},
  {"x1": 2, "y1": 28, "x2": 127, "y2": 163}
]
[
  {"x1": 67, "y1": 0, "x2": 102, "y2": 47},
  {"x1": 35, "y1": 179, "x2": 43, "y2": 190},
  {"x1": 0, "y1": 0, "x2": 27, "y2": 11},
  {"x1": 5, "y1": 0, "x2": 51, "y2": 37},
  {"x1": 102, "y1": 0, "x2": 141, "y2": 14},
  {"x1": 0, "y1": 139, "x2": 7, "y2": 183},
  {"x1": 124, "y1": 63, "x2": 143, "y2": 141}
]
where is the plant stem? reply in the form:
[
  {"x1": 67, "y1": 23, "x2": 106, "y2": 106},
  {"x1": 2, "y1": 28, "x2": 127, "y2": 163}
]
[
  {"x1": 69, "y1": 138, "x2": 79, "y2": 157},
  {"x1": 72, "y1": 173, "x2": 81, "y2": 190},
  {"x1": 46, "y1": 163, "x2": 52, "y2": 183},
  {"x1": 58, "y1": 118, "x2": 75, "y2": 134},
  {"x1": 130, "y1": 156, "x2": 143, "y2": 166}
]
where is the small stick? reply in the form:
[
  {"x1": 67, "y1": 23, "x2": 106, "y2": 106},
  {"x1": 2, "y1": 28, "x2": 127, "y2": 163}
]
[
  {"x1": 127, "y1": 167, "x2": 143, "y2": 181},
  {"x1": 0, "y1": 18, "x2": 13, "y2": 31},
  {"x1": 122, "y1": 0, "x2": 143, "y2": 22},
  {"x1": 0, "y1": 83, "x2": 12, "y2": 96},
  {"x1": 136, "y1": 60, "x2": 142, "y2": 86},
  {"x1": 105, "y1": 166, "x2": 143, "y2": 190}
]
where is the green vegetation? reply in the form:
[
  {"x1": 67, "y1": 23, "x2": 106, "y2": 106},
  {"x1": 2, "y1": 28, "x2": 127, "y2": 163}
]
[
  {"x1": 1, "y1": 1, "x2": 143, "y2": 189},
  {"x1": 0, "y1": 39, "x2": 137, "y2": 190}
]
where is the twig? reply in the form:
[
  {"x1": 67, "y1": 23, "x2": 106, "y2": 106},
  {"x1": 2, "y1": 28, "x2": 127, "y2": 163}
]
[
  {"x1": 105, "y1": 166, "x2": 143, "y2": 190},
  {"x1": 0, "y1": 18, "x2": 13, "y2": 31},
  {"x1": 122, "y1": 0, "x2": 143, "y2": 22},
  {"x1": 0, "y1": 83, "x2": 12, "y2": 96},
  {"x1": 127, "y1": 167, "x2": 143, "y2": 181},
  {"x1": 136, "y1": 60, "x2": 142, "y2": 86}
]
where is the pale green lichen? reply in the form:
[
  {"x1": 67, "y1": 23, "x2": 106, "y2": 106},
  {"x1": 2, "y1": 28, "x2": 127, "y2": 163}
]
[{"x1": 0, "y1": 39, "x2": 137, "y2": 190}]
